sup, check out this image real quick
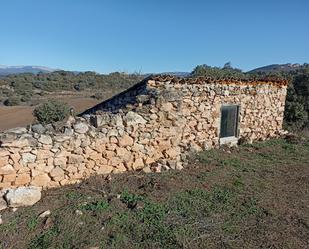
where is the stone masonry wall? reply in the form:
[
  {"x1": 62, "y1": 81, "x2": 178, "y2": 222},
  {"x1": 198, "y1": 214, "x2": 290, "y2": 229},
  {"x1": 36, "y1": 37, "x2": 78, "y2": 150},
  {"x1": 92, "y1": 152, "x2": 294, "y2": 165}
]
[{"x1": 0, "y1": 77, "x2": 287, "y2": 189}]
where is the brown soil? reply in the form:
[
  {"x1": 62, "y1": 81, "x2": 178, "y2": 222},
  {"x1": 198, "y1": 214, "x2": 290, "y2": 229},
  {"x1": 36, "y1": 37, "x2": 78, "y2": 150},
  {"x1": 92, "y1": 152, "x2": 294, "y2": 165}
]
[{"x1": 0, "y1": 97, "x2": 99, "y2": 131}]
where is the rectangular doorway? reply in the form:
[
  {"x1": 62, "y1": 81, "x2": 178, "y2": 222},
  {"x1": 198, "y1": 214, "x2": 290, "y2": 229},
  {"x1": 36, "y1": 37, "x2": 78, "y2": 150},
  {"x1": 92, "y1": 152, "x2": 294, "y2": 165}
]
[{"x1": 220, "y1": 105, "x2": 240, "y2": 143}]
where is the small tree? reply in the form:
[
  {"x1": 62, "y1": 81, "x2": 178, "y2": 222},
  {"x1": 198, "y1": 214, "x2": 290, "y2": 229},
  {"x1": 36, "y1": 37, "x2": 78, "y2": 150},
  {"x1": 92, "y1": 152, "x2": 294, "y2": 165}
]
[{"x1": 33, "y1": 100, "x2": 70, "y2": 124}]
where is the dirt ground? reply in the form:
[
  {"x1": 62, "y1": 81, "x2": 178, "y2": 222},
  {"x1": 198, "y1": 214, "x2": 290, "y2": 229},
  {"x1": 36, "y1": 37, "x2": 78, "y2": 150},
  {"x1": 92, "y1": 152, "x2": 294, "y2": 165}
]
[
  {"x1": 0, "y1": 138, "x2": 308, "y2": 249},
  {"x1": 0, "y1": 97, "x2": 99, "y2": 131}
]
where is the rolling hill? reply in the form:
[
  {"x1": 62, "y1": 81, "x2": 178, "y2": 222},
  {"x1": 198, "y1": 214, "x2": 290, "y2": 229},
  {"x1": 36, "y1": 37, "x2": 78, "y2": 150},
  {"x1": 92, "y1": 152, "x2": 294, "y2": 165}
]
[
  {"x1": 248, "y1": 63, "x2": 306, "y2": 73},
  {"x1": 0, "y1": 65, "x2": 57, "y2": 76}
]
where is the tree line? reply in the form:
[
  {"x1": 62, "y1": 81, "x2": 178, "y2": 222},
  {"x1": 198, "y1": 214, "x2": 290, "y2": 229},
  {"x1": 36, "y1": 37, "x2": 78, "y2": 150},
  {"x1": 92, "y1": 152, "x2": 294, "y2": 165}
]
[
  {"x1": 0, "y1": 71, "x2": 144, "y2": 105},
  {"x1": 0, "y1": 64, "x2": 308, "y2": 130}
]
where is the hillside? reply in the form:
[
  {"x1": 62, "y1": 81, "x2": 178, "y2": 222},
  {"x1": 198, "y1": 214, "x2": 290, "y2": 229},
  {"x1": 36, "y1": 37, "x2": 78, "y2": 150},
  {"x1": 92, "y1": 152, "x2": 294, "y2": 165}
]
[
  {"x1": 248, "y1": 63, "x2": 308, "y2": 73},
  {"x1": 0, "y1": 65, "x2": 57, "y2": 76},
  {"x1": 0, "y1": 71, "x2": 144, "y2": 105}
]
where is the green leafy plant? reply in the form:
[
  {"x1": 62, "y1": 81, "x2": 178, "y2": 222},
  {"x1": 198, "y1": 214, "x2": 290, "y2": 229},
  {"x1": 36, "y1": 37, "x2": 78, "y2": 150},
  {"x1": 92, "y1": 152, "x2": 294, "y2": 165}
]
[
  {"x1": 33, "y1": 100, "x2": 70, "y2": 124},
  {"x1": 120, "y1": 189, "x2": 144, "y2": 209},
  {"x1": 81, "y1": 200, "x2": 109, "y2": 211}
]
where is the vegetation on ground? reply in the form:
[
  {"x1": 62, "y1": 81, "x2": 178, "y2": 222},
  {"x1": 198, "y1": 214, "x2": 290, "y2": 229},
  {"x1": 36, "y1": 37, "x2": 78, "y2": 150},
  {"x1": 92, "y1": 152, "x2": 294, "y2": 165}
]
[
  {"x1": 0, "y1": 71, "x2": 143, "y2": 106},
  {"x1": 0, "y1": 137, "x2": 308, "y2": 249},
  {"x1": 33, "y1": 100, "x2": 70, "y2": 124}
]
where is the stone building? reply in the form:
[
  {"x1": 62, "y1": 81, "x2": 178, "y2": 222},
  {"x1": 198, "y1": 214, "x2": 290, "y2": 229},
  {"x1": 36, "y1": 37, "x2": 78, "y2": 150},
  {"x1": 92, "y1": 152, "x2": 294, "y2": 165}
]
[
  {"x1": 0, "y1": 75, "x2": 288, "y2": 189},
  {"x1": 83, "y1": 75, "x2": 288, "y2": 146}
]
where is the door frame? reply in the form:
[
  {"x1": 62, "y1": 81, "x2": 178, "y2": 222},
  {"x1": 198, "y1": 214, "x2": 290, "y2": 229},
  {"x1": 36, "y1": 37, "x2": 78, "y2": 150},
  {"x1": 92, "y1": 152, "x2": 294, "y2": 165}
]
[{"x1": 218, "y1": 104, "x2": 240, "y2": 145}]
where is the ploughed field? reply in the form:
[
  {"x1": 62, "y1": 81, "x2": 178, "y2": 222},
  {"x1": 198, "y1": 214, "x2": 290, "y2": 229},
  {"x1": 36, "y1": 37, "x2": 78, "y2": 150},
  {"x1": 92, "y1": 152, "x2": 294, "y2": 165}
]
[
  {"x1": 0, "y1": 97, "x2": 99, "y2": 132},
  {"x1": 0, "y1": 138, "x2": 308, "y2": 249}
]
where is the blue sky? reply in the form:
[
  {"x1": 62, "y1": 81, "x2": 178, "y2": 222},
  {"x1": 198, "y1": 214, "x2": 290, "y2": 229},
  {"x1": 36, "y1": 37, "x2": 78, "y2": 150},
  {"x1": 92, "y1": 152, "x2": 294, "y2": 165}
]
[{"x1": 0, "y1": 0, "x2": 308, "y2": 73}]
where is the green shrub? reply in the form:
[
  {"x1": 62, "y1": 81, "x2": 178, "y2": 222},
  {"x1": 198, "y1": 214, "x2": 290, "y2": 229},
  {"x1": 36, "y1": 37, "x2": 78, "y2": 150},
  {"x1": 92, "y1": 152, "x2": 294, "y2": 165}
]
[
  {"x1": 33, "y1": 100, "x2": 70, "y2": 124},
  {"x1": 284, "y1": 101, "x2": 308, "y2": 129},
  {"x1": 3, "y1": 96, "x2": 21, "y2": 106},
  {"x1": 284, "y1": 82, "x2": 308, "y2": 129},
  {"x1": 20, "y1": 92, "x2": 32, "y2": 102},
  {"x1": 80, "y1": 200, "x2": 109, "y2": 211}
]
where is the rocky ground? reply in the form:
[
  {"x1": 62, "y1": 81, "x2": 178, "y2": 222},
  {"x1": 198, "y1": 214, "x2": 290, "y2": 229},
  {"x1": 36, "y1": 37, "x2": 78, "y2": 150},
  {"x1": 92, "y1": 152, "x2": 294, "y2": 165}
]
[{"x1": 0, "y1": 137, "x2": 308, "y2": 249}]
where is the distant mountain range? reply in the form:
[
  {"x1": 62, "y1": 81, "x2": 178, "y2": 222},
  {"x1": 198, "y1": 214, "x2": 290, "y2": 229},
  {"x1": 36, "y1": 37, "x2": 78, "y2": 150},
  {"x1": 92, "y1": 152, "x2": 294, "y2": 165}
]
[
  {"x1": 0, "y1": 65, "x2": 57, "y2": 76},
  {"x1": 248, "y1": 63, "x2": 306, "y2": 73},
  {"x1": 0, "y1": 63, "x2": 307, "y2": 76}
]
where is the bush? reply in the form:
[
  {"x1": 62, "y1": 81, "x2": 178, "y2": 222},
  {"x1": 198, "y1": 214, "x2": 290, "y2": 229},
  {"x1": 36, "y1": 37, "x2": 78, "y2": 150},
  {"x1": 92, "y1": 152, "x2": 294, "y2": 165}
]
[
  {"x1": 20, "y1": 92, "x2": 32, "y2": 102},
  {"x1": 33, "y1": 100, "x2": 70, "y2": 124},
  {"x1": 3, "y1": 96, "x2": 21, "y2": 106},
  {"x1": 284, "y1": 80, "x2": 309, "y2": 129},
  {"x1": 284, "y1": 101, "x2": 308, "y2": 129}
]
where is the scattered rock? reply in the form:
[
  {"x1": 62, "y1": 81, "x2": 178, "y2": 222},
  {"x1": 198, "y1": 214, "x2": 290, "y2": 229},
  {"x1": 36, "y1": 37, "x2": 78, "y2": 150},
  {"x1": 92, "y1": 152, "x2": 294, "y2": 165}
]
[
  {"x1": 75, "y1": 210, "x2": 83, "y2": 216},
  {"x1": 175, "y1": 162, "x2": 184, "y2": 170},
  {"x1": 4, "y1": 187, "x2": 42, "y2": 208},
  {"x1": 39, "y1": 210, "x2": 51, "y2": 218},
  {"x1": 44, "y1": 217, "x2": 53, "y2": 229}
]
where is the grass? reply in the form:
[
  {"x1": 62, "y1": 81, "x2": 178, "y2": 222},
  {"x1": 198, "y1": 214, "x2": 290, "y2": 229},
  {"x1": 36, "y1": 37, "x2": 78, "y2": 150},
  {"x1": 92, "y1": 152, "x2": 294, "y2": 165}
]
[{"x1": 0, "y1": 138, "x2": 308, "y2": 248}]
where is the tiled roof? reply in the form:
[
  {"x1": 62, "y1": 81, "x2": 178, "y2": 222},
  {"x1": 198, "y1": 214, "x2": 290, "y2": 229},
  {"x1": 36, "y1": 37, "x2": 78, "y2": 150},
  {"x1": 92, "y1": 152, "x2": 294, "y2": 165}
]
[{"x1": 148, "y1": 75, "x2": 288, "y2": 87}]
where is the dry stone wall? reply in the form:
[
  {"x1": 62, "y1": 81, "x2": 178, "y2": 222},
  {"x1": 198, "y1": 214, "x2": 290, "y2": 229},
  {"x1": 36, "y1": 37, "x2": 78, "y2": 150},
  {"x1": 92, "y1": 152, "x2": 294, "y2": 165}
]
[{"x1": 0, "y1": 76, "x2": 287, "y2": 189}]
